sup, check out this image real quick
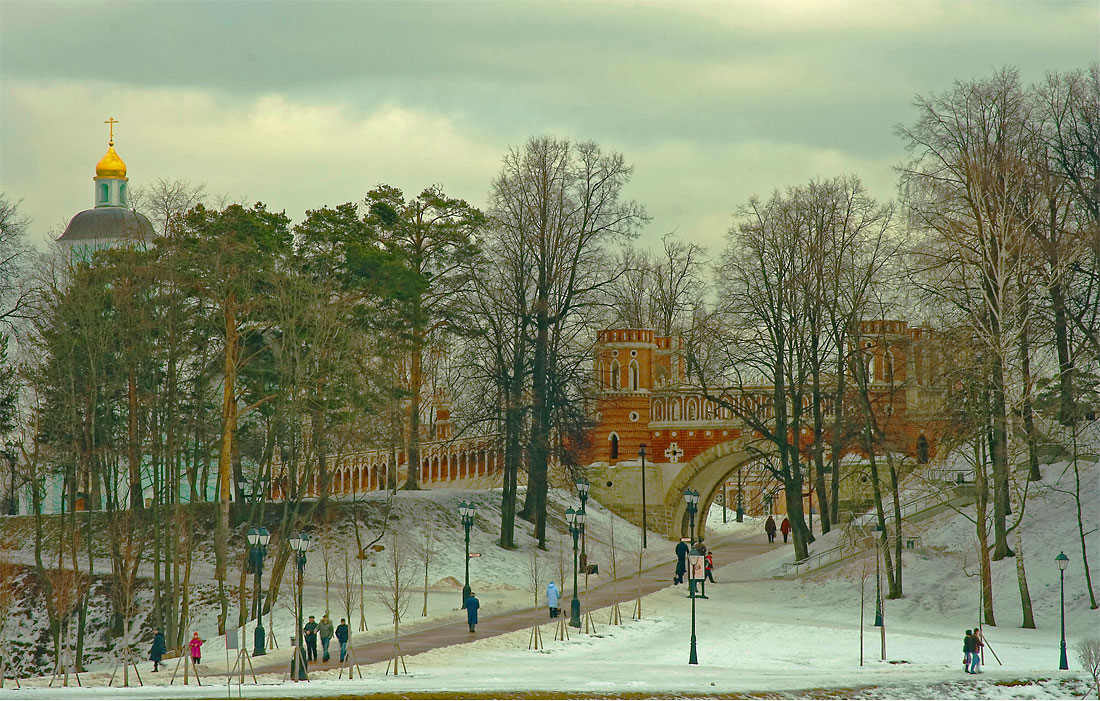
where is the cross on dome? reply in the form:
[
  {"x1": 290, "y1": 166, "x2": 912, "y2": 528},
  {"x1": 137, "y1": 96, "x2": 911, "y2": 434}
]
[{"x1": 105, "y1": 116, "x2": 119, "y2": 145}]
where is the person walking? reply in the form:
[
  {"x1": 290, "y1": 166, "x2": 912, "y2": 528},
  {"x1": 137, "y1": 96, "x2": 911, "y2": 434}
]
[
  {"x1": 546, "y1": 580, "x2": 561, "y2": 618},
  {"x1": 704, "y1": 549, "x2": 716, "y2": 583},
  {"x1": 149, "y1": 628, "x2": 167, "y2": 672},
  {"x1": 963, "y1": 629, "x2": 973, "y2": 673},
  {"x1": 188, "y1": 632, "x2": 203, "y2": 665},
  {"x1": 465, "y1": 591, "x2": 480, "y2": 633},
  {"x1": 780, "y1": 517, "x2": 792, "y2": 543},
  {"x1": 303, "y1": 615, "x2": 319, "y2": 661},
  {"x1": 318, "y1": 614, "x2": 334, "y2": 662},
  {"x1": 969, "y1": 629, "x2": 983, "y2": 674},
  {"x1": 765, "y1": 515, "x2": 777, "y2": 543},
  {"x1": 674, "y1": 539, "x2": 689, "y2": 584},
  {"x1": 335, "y1": 618, "x2": 350, "y2": 663}
]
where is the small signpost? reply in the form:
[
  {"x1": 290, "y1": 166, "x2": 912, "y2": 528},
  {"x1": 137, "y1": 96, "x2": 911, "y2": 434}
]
[{"x1": 468, "y1": 553, "x2": 481, "y2": 558}]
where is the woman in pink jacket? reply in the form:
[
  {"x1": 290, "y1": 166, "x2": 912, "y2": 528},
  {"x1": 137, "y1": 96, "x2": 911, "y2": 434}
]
[{"x1": 189, "y1": 632, "x2": 204, "y2": 665}]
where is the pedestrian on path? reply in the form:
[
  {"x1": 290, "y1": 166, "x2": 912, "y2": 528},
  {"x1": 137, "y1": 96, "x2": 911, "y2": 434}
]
[
  {"x1": 149, "y1": 629, "x2": 167, "y2": 672},
  {"x1": 318, "y1": 614, "x2": 334, "y2": 662},
  {"x1": 303, "y1": 616, "x2": 318, "y2": 661},
  {"x1": 781, "y1": 517, "x2": 791, "y2": 543},
  {"x1": 674, "y1": 539, "x2": 689, "y2": 584},
  {"x1": 704, "y1": 549, "x2": 716, "y2": 583},
  {"x1": 765, "y1": 516, "x2": 777, "y2": 543},
  {"x1": 963, "y1": 629, "x2": 973, "y2": 673},
  {"x1": 546, "y1": 580, "x2": 561, "y2": 618},
  {"x1": 969, "y1": 629, "x2": 983, "y2": 674},
  {"x1": 188, "y1": 632, "x2": 203, "y2": 665},
  {"x1": 336, "y1": 619, "x2": 349, "y2": 662},
  {"x1": 466, "y1": 591, "x2": 480, "y2": 633}
]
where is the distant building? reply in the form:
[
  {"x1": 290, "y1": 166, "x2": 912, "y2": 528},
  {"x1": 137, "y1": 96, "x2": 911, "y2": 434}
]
[{"x1": 56, "y1": 117, "x2": 154, "y2": 262}]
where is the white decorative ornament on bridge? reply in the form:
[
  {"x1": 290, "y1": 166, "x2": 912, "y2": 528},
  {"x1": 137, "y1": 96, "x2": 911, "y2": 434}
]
[{"x1": 665, "y1": 443, "x2": 683, "y2": 463}]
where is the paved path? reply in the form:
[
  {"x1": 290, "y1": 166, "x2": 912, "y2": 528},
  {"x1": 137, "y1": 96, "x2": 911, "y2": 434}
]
[{"x1": 247, "y1": 534, "x2": 778, "y2": 678}]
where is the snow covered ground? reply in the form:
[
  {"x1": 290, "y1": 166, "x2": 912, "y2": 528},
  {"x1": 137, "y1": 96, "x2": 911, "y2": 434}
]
[{"x1": 2, "y1": 447, "x2": 1098, "y2": 698}]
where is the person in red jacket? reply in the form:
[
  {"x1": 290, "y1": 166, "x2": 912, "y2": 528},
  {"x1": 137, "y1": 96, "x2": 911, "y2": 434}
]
[
  {"x1": 780, "y1": 517, "x2": 792, "y2": 543},
  {"x1": 704, "y1": 550, "x2": 715, "y2": 583},
  {"x1": 188, "y1": 631, "x2": 203, "y2": 665}
]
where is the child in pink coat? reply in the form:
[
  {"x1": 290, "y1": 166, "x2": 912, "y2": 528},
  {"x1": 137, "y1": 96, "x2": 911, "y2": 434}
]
[{"x1": 189, "y1": 632, "x2": 203, "y2": 664}]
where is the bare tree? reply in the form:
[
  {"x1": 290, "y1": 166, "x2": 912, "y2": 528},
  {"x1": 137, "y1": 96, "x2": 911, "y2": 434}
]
[
  {"x1": 107, "y1": 510, "x2": 148, "y2": 687},
  {"x1": 1077, "y1": 638, "x2": 1100, "y2": 700},
  {"x1": 420, "y1": 522, "x2": 437, "y2": 617},
  {"x1": 0, "y1": 194, "x2": 32, "y2": 328},
  {"x1": 490, "y1": 136, "x2": 647, "y2": 547},
  {"x1": 526, "y1": 545, "x2": 544, "y2": 650},
  {"x1": 373, "y1": 531, "x2": 414, "y2": 674},
  {"x1": 841, "y1": 545, "x2": 876, "y2": 667},
  {"x1": 603, "y1": 516, "x2": 624, "y2": 626}
]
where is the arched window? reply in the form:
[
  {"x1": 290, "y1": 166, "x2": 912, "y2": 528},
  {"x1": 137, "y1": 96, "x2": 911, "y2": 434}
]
[
  {"x1": 653, "y1": 399, "x2": 665, "y2": 421},
  {"x1": 610, "y1": 360, "x2": 621, "y2": 389},
  {"x1": 119, "y1": 183, "x2": 127, "y2": 206},
  {"x1": 885, "y1": 350, "x2": 895, "y2": 384},
  {"x1": 672, "y1": 398, "x2": 681, "y2": 420},
  {"x1": 609, "y1": 433, "x2": 619, "y2": 461},
  {"x1": 598, "y1": 362, "x2": 605, "y2": 387},
  {"x1": 628, "y1": 360, "x2": 639, "y2": 390},
  {"x1": 917, "y1": 434, "x2": 929, "y2": 464},
  {"x1": 98, "y1": 183, "x2": 109, "y2": 204},
  {"x1": 687, "y1": 398, "x2": 698, "y2": 421}
]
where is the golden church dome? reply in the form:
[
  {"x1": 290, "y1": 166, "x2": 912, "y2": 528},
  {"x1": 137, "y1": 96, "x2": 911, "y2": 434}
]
[{"x1": 95, "y1": 144, "x2": 127, "y2": 179}]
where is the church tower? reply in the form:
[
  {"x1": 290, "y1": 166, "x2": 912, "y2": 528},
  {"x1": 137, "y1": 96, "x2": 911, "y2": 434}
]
[{"x1": 57, "y1": 117, "x2": 154, "y2": 261}]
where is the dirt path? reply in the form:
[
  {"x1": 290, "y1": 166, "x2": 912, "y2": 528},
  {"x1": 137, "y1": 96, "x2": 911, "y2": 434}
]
[{"x1": 246, "y1": 534, "x2": 777, "y2": 678}]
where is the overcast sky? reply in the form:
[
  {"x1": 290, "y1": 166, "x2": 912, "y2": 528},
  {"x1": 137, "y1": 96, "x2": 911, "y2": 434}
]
[{"x1": 1, "y1": 1, "x2": 1097, "y2": 253}]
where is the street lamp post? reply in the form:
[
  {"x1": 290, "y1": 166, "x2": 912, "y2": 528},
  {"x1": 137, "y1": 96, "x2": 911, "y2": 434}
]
[
  {"x1": 639, "y1": 445, "x2": 648, "y2": 548},
  {"x1": 577, "y1": 478, "x2": 590, "y2": 568},
  {"x1": 683, "y1": 489, "x2": 700, "y2": 543},
  {"x1": 288, "y1": 532, "x2": 312, "y2": 681},
  {"x1": 687, "y1": 548, "x2": 702, "y2": 665},
  {"x1": 459, "y1": 501, "x2": 477, "y2": 608},
  {"x1": 566, "y1": 507, "x2": 585, "y2": 628},
  {"x1": 246, "y1": 526, "x2": 271, "y2": 656},
  {"x1": 1056, "y1": 551, "x2": 1069, "y2": 670}
]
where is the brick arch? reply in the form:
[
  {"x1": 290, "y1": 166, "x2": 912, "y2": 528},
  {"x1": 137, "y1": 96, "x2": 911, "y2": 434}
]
[{"x1": 662, "y1": 438, "x2": 777, "y2": 540}]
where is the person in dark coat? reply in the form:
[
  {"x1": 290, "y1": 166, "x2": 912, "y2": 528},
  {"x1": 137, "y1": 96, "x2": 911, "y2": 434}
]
[
  {"x1": 765, "y1": 516, "x2": 777, "y2": 543},
  {"x1": 674, "y1": 539, "x2": 689, "y2": 584},
  {"x1": 780, "y1": 517, "x2": 792, "y2": 543},
  {"x1": 335, "y1": 619, "x2": 350, "y2": 662},
  {"x1": 149, "y1": 629, "x2": 167, "y2": 672},
  {"x1": 466, "y1": 592, "x2": 480, "y2": 633},
  {"x1": 303, "y1": 615, "x2": 318, "y2": 661},
  {"x1": 963, "y1": 629, "x2": 973, "y2": 672}
]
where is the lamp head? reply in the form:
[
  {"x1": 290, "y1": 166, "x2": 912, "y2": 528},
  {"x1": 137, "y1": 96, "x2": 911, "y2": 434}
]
[
  {"x1": 565, "y1": 507, "x2": 576, "y2": 527},
  {"x1": 576, "y1": 508, "x2": 586, "y2": 527},
  {"x1": 687, "y1": 551, "x2": 702, "y2": 570},
  {"x1": 468, "y1": 502, "x2": 477, "y2": 518},
  {"x1": 576, "y1": 477, "x2": 590, "y2": 498},
  {"x1": 458, "y1": 500, "x2": 468, "y2": 518},
  {"x1": 639, "y1": 444, "x2": 646, "y2": 458},
  {"x1": 246, "y1": 526, "x2": 259, "y2": 546},
  {"x1": 1056, "y1": 551, "x2": 1069, "y2": 571},
  {"x1": 289, "y1": 533, "x2": 301, "y2": 552},
  {"x1": 258, "y1": 527, "x2": 270, "y2": 547},
  {"x1": 300, "y1": 532, "x2": 312, "y2": 552}
]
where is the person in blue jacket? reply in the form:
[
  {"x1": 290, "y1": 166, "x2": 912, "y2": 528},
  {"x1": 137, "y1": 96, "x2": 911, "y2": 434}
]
[
  {"x1": 546, "y1": 580, "x2": 561, "y2": 618},
  {"x1": 466, "y1": 591, "x2": 480, "y2": 633},
  {"x1": 149, "y1": 628, "x2": 167, "y2": 672}
]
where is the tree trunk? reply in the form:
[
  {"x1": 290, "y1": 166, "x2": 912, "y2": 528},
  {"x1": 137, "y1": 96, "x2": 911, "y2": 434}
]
[
  {"x1": 215, "y1": 296, "x2": 239, "y2": 627},
  {"x1": 523, "y1": 299, "x2": 551, "y2": 548},
  {"x1": 1014, "y1": 530, "x2": 1036, "y2": 628},
  {"x1": 403, "y1": 342, "x2": 422, "y2": 490}
]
